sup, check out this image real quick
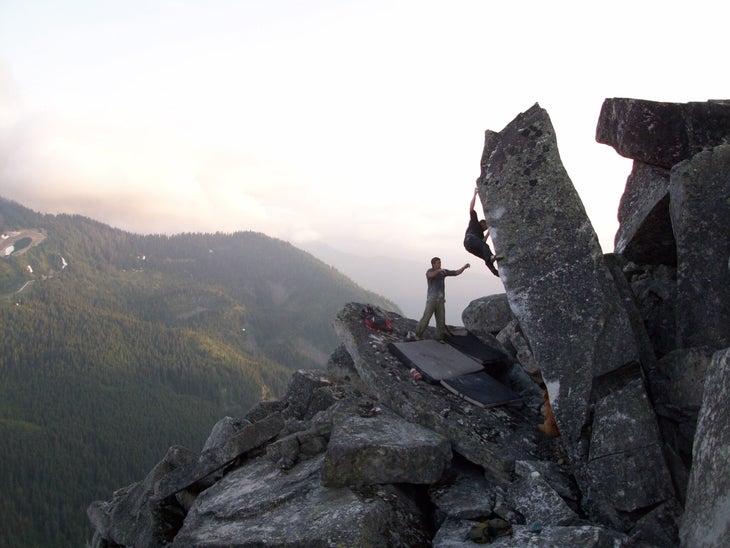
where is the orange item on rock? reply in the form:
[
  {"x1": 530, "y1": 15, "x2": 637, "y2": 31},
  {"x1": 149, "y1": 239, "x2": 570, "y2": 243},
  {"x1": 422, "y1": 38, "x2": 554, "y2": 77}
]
[{"x1": 537, "y1": 389, "x2": 560, "y2": 437}]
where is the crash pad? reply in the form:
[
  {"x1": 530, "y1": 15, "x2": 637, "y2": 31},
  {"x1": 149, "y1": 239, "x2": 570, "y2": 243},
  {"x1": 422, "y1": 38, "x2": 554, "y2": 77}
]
[
  {"x1": 389, "y1": 340, "x2": 483, "y2": 382},
  {"x1": 443, "y1": 330, "x2": 511, "y2": 371},
  {"x1": 389, "y1": 339, "x2": 523, "y2": 408},
  {"x1": 441, "y1": 371, "x2": 522, "y2": 408}
]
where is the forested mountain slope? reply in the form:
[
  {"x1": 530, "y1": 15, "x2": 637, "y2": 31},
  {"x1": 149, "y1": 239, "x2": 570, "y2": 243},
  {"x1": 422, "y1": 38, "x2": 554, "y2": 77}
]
[{"x1": 0, "y1": 197, "x2": 397, "y2": 547}]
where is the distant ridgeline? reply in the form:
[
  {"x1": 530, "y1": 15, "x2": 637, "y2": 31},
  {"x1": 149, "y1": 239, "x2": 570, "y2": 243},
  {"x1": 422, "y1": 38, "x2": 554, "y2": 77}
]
[{"x1": 0, "y1": 197, "x2": 398, "y2": 547}]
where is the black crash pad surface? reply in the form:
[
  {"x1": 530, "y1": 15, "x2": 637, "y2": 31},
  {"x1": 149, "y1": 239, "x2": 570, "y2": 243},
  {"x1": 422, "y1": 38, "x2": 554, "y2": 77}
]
[
  {"x1": 389, "y1": 338, "x2": 522, "y2": 408},
  {"x1": 389, "y1": 340, "x2": 483, "y2": 381},
  {"x1": 443, "y1": 330, "x2": 509, "y2": 368}
]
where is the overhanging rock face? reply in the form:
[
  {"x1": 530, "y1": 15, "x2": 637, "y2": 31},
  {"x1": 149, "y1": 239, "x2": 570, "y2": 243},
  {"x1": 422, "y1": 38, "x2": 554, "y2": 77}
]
[
  {"x1": 476, "y1": 103, "x2": 674, "y2": 525},
  {"x1": 595, "y1": 98, "x2": 730, "y2": 168},
  {"x1": 597, "y1": 98, "x2": 730, "y2": 269}
]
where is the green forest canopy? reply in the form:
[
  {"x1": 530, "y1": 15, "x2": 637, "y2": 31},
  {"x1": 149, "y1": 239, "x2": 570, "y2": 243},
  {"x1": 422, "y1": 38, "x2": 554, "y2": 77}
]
[{"x1": 0, "y1": 197, "x2": 398, "y2": 547}]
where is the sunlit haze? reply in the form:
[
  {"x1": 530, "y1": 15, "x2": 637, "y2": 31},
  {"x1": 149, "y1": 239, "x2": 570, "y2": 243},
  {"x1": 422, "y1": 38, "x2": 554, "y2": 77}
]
[{"x1": 1, "y1": 1, "x2": 726, "y2": 315}]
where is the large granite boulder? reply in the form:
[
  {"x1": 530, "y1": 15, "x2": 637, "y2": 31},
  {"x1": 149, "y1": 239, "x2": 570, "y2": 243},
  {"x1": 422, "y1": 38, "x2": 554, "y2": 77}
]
[
  {"x1": 475, "y1": 102, "x2": 673, "y2": 527},
  {"x1": 461, "y1": 293, "x2": 514, "y2": 334},
  {"x1": 171, "y1": 454, "x2": 431, "y2": 547},
  {"x1": 321, "y1": 406, "x2": 452, "y2": 486}
]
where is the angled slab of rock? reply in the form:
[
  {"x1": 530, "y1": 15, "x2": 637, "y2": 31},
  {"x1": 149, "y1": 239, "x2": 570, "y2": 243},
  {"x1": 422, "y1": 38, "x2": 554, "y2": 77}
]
[
  {"x1": 155, "y1": 411, "x2": 284, "y2": 500},
  {"x1": 171, "y1": 454, "x2": 431, "y2": 547},
  {"x1": 476, "y1": 103, "x2": 673, "y2": 527},
  {"x1": 200, "y1": 416, "x2": 251, "y2": 454},
  {"x1": 506, "y1": 470, "x2": 579, "y2": 526},
  {"x1": 88, "y1": 445, "x2": 197, "y2": 547},
  {"x1": 680, "y1": 347, "x2": 730, "y2": 548},
  {"x1": 321, "y1": 407, "x2": 452, "y2": 486},
  {"x1": 477, "y1": 103, "x2": 638, "y2": 442},
  {"x1": 670, "y1": 144, "x2": 730, "y2": 350},
  {"x1": 587, "y1": 378, "x2": 674, "y2": 512},
  {"x1": 596, "y1": 98, "x2": 730, "y2": 169},
  {"x1": 603, "y1": 254, "x2": 658, "y2": 370},
  {"x1": 614, "y1": 162, "x2": 675, "y2": 265},
  {"x1": 514, "y1": 460, "x2": 579, "y2": 502}
]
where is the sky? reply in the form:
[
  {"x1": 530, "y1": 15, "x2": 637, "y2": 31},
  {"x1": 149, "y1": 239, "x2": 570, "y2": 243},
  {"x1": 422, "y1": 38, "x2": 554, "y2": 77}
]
[{"x1": 1, "y1": 1, "x2": 727, "y2": 304}]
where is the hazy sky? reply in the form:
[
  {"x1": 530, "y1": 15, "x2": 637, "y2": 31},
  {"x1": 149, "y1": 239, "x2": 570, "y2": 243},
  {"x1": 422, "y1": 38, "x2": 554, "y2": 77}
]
[{"x1": 1, "y1": 0, "x2": 727, "y2": 271}]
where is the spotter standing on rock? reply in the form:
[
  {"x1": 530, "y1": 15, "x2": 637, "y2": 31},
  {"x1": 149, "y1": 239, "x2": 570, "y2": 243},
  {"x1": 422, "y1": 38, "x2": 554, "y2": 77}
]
[
  {"x1": 414, "y1": 257, "x2": 469, "y2": 343},
  {"x1": 464, "y1": 187, "x2": 502, "y2": 277}
]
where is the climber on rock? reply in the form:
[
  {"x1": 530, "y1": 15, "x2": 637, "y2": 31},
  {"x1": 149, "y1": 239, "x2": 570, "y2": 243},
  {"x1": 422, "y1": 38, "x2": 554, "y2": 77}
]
[{"x1": 464, "y1": 187, "x2": 502, "y2": 277}]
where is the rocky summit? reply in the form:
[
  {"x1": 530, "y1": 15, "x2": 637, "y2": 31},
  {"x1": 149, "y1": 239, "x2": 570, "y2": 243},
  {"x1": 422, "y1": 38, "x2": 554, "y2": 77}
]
[{"x1": 87, "y1": 99, "x2": 730, "y2": 547}]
